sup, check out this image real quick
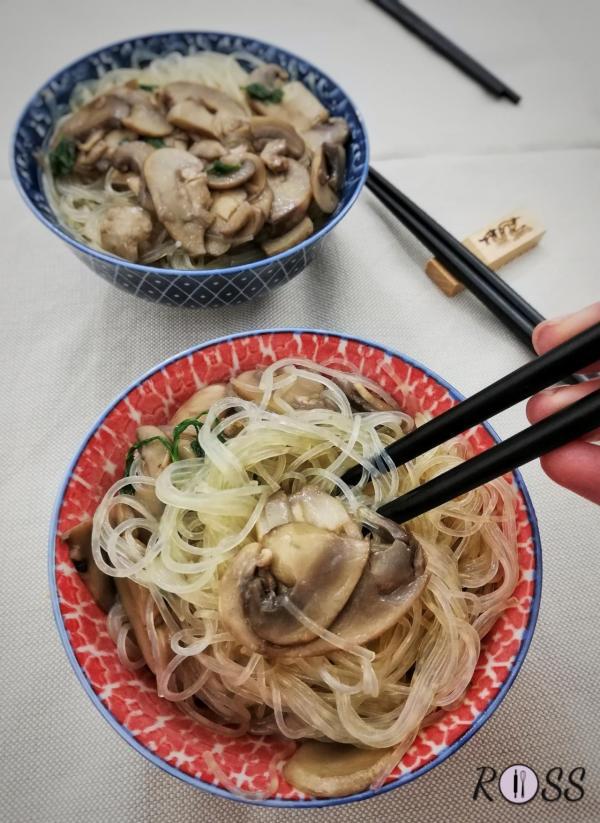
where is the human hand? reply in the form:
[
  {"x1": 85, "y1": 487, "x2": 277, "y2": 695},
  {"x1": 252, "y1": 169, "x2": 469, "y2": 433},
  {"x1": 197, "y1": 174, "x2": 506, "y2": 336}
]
[{"x1": 526, "y1": 302, "x2": 600, "y2": 503}]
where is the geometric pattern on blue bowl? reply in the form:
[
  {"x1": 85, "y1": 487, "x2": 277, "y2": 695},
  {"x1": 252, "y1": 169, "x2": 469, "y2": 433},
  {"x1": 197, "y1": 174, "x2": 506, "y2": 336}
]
[{"x1": 12, "y1": 31, "x2": 369, "y2": 307}]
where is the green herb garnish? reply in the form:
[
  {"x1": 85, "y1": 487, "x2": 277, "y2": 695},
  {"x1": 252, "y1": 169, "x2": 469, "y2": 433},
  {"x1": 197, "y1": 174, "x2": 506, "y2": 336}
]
[
  {"x1": 120, "y1": 415, "x2": 208, "y2": 494},
  {"x1": 49, "y1": 137, "x2": 77, "y2": 177},
  {"x1": 244, "y1": 82, "x2": 284, "y2": 104},
  {"x1": 207, "y1": 159, "x2": 242, "y2": 176},
  {"x1": 143, "y1": 137, "x2": 166, "y2": 149},
  {"x1": 171, "y1": 416, "x2": 207, "y2": 461},
  {"x1": 139, "y1": 83, "x2": 158, "y2": 92}
]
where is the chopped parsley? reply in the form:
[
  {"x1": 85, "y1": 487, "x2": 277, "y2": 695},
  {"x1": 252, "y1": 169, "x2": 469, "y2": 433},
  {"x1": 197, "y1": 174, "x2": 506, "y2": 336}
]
[
  {"x1": 244, "y1": 82, "x2": 284, "y2": 104},
  {"x1": 207, "y1": 159, "x2": 242, "y2": 176},
  {"x1": 143, "y1": 137, "x2": 165, "y2": 149},
  {"x1": 49, "y1": 137, "x2": 77, "y2": 177},
  {"x1": 139, "y1": 83, "x2": 158, "y2": 92}
]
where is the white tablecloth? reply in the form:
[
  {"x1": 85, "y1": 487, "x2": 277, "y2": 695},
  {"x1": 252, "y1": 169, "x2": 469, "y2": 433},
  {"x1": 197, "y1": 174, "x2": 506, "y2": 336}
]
[{"x1": 1, "y1": 2, "x2": 599, "y2": 821}]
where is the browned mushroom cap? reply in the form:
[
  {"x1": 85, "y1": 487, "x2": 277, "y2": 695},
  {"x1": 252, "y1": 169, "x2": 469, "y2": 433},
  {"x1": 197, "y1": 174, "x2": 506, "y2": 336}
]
[
  {"x1": 283, "y1": 742, "x2": 397, "y2": 797},
  {"x1": 285, "y1": 526, "x2": 428, "y2": 658},
  {"x1": 206, "y1": 156, "x2": 256, "y2": 190},
  {"x1": 170, "y1": 383, "x2": 228, "y2": 424},
  {"x1": 122, "y1": 104, "x2": 172, "y2": 138},
  {"x1": 189, "y1": 139, "x2": 226, "y2": 160},
  {"x1": 261, "y1": 216, "x2": 313, "y2": 256},
  {"x1": 62, "y1": 520, "x2": 115, "y2": 613},
  {"x1": 60, "y1": 95, "x2": 130, "y2": 141},
  {"x1": 249, "y1": 117, "x2": 305, "y2": 159},
  {"x1": 303, "y1": 117, "x2": 350, "y2": 153},
  {"x1": 219, "y1": 523, "x2": 370, "y2": 649},
  {"x1": 143, "y1": 148, "x2": 213, "y2": 256},
  {"x1": 115, "y1": 578, "x2": 171, "y2": 674},
  {"x1": 99, "y1": 205, "x2": 153, "y2": 262}
]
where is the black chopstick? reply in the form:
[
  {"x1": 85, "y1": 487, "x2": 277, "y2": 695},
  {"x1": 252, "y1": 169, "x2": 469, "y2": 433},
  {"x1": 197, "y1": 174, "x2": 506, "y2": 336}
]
[
  {"x1": 366, "y1": 0, "x2": 520, "y2": 103},
  {"x1": 377, "y1": 387, "x2": 600, "y2": 523},
  {"x1": 368, "y1": 167, "x2": 544, "y2": 330},
  {"x1": 342, "y1": 322, "x2": 600, "y2": 488},
  {"x1": 366, "y1": 169, "x2": 585, "y2": 386}
]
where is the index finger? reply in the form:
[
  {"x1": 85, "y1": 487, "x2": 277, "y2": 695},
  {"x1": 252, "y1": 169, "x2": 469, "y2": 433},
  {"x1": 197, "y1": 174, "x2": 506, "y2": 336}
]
[{"x1": 532, "y1": 302, "x2": 600, "y2": 374}]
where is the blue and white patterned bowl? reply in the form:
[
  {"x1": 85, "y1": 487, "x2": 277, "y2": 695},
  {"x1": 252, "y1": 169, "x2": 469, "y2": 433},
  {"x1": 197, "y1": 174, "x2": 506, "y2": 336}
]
[{"x1": 12, "y1": 32, "x2": 369, "y2": 308}]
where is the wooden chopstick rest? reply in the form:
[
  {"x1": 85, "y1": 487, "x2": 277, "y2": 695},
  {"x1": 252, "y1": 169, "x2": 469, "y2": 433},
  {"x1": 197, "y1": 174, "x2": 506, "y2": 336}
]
[{"x1": 425, "y1": 212, "x2": 545, "y2": 297}]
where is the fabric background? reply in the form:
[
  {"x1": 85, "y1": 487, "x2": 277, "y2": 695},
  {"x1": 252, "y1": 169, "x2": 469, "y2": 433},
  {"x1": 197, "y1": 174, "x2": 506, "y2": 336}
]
[{"x1": 1, "y1": 1, "x2": 599, "y2": 821}]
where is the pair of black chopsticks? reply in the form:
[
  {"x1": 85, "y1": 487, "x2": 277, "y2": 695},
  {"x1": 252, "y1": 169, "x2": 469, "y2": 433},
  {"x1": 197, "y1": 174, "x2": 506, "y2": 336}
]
[
  {"x1": 366, "y1": 168, "x2": 585, "y2": 386},
  {"x1": 341, "y1": 322, "x2": 600, "y2": 523},
  {"x1": 367, "y1": 0, "x2": 520, "y2": 103}
]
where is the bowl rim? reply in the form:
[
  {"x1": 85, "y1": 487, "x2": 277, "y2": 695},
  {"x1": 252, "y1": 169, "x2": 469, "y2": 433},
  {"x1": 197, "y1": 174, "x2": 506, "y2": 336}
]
[
  {"x1": 11, "y1": 30, "x2": 370, "y2": 280},
  {"x1": 48, "y1": 327, "x2": 542, "y2": 808}
]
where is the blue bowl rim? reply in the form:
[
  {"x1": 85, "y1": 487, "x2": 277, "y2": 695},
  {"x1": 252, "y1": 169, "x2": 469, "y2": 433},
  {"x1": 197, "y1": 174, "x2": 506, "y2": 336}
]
[
  {"x1": 11, "y1": 30, "x2": 370, "y2": 280},
  {"x1": 48, "y1": 327, "x2": 542, "y2": 809}
]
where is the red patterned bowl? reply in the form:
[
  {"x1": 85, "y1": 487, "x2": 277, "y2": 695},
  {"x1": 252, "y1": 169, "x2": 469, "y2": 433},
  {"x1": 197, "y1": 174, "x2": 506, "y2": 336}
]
[{"x1": 49, "y1": 329, "x2": 541, "y2": 807}]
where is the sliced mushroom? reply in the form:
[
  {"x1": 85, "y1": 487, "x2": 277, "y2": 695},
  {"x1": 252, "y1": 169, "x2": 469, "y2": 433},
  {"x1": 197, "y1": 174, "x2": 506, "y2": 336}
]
[
  {"x1": 248, "y1": 185, "x2": 273, "y2": 233},
  {"x1": 259, "y1": 139, "x2": 289, "y2": 173},
  {"x1": 163, "y1": 130, "x2": 190, "y2": 151},
  {"x1": 267, "y1": 159, "x2": 312, "y2": 225},
  {"x1": 77, "y1": 129, "x2": 105, "y2": 153},
  {"x1": 220, "y1": 524, "x2": 369, "y2": 649},
  {"x1": 249, "y1": 117, "x2": 305, "y2": 159},
  {"x1": 283, "y1": 742, "x2": 397, "y2": 798},
  {"x1": 251, "y1": 81, "x2": 328, "y2": 131},
  {"x1": 143, "y1": 148, "x2": 212, "y2": 256},
  {"x1": 132, "y1": 424, "x2": 171, "y2": 520},
  {"x1": 302, "y1": 117, "x2": 350, "y2": 153},
  {"x1": 255, "y1": 490, "x2": 293, "y2": 540},
  {"x1": 115, "y1": 578, "x2": 171, "y2": 674},
  {"x1": 256, "y1": 487, "x2": 359, "y2": 540},
  {"x1": 163, "y1": 83, "x2": 247, "y2": 137},
  {"x1": 170, "y1": 383, "x2": 228, "y2": 425},
  {"x1": 286, "y1": 527, "x2": 428, "y2": 658},
  {"x1": 60, "y1": 95, "x2": 130, "y2": 141},
  {"x1": 190, "y1": 139, "x2": 226, "y2": 160},
  {"x1": 229, "y1": 369, "x2": 263, "y2": 402},
  {"x1": 111, "y1": 81, "x2": 155, "y2": 107},
  {"x1": 335, "y1": 378, "x2": 397, "y2": 413},
  {"x1": 247, "y1": 63, "x2": 289, "y2": 90},
  {"x1": 122, "y1": 103, "x2": 172, "y2": 138},
  {"x1": 310, "y1": 146, "x2": 339, "y2": 214},
  {"x1": 206, "y1": 156, "x2": 256, "y2": 190},
  {"x1": 261, "y1": 216, "x2": 313, "y2": 256},
  {"x1": 62, "y1": 520, "x2": 115, "y2": 613},
  {"x1": 112, "y1": 140, "x2": 154, "y2": 173},
  {"x1": 167, "y1": 101, "x2": 220, "y2": 139},
  {"x1": 99, "y1": 205, "x2": 153, "y2": 262},
  {"x1": 323, "y1": 142, "x2": 346, "y2": 192},
  {"x1": 271, "y1": 375, "x2": 336, "y2": 413},
  {"x1": 206, "y1": 190, "x2": 252, "y2": 253}
]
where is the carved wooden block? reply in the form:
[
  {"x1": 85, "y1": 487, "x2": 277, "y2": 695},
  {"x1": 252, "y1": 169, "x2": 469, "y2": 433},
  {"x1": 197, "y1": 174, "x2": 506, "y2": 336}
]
[{"x1": 425, "y1": 212, "x2": 545, "y2": 297}]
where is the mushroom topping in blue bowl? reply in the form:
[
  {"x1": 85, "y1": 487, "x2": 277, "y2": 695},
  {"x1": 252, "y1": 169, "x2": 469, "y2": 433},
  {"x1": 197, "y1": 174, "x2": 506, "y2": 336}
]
[{"x1": 12, "y1": 33, "x2": 369, "y2": 307}]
